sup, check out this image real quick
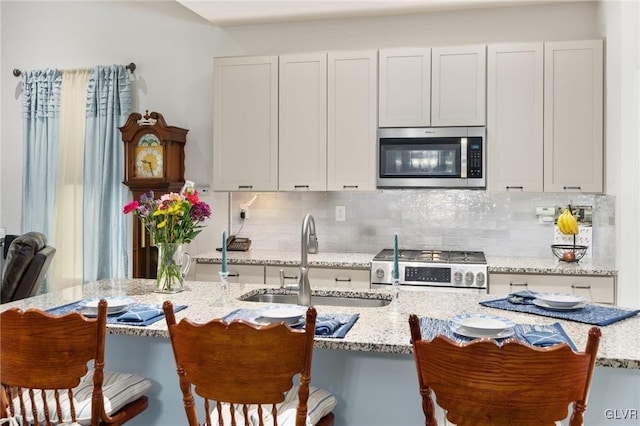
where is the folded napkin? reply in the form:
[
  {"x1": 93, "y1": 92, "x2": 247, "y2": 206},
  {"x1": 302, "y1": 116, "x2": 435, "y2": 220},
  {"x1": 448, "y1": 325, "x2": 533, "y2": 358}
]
[
  {"x1": 116, "y1": 308, "x2": 163, "y2": 323},
  {"x1": 315, "y1": 317, "x2": 342, "y2": 336},
  {"x1": 523, "y1": 330, "x2": 567, "y2": 347},
  {"x1": 508, "y1": 289, "x2": 539, "y2": 305}
]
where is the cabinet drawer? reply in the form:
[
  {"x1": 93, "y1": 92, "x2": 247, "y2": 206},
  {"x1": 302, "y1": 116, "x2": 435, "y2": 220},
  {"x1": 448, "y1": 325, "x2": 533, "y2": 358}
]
[
  {"x1": 488, "y1": 273, "x2": 616, "y2": 304},
  {"x1": 265, "y1": 266, "x2": 370, "y2": 289},
  {"x1": 195, "y1": 263, "x2": 265, "y2": 284}
]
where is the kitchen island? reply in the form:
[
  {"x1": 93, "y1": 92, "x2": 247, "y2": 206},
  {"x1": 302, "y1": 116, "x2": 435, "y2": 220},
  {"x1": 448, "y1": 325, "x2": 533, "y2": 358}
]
[{"x1": 2, "y1": 279, "x2": 638, "y2": 425}]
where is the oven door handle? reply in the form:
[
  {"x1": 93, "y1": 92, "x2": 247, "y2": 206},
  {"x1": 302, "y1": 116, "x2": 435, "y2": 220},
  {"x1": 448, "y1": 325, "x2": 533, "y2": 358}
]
[{"x1": 460, "y1": 137, "x2": 468, "y2": 178}]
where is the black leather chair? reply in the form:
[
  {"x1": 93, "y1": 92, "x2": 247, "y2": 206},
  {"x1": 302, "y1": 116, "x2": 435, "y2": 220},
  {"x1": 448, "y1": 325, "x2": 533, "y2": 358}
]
[{"x1": 1, "y1": 232, "x2": 56, "y2": 303}]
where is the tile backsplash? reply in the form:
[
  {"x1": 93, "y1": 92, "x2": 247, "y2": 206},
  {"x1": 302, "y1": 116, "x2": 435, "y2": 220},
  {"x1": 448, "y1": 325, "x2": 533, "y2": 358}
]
[{"x1": 229, "y1": 190, "x2": 615, "y2": 260}]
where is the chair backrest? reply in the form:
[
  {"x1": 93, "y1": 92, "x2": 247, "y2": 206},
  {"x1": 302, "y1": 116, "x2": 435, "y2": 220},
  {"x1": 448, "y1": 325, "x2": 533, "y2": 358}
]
[
  {"x1": 0, "y1": 300, "x2": 146, "y2": 425},
  {"x1": 1, "y1": 231, "x2": 56, "y2": 303},
  {"x1": 163, "y1": 301, "x2": 320, "y2": 426},
  {"x1": 408, "y1": 314, "x2": 601, "y2": 426}
]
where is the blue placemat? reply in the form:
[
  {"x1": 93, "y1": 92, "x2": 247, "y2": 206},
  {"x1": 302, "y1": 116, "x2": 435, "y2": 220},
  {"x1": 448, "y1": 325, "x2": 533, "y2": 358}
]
[
  {"x1": 418, "y1": 316, "x2": 577, "y2": 351},
  {"x1": 223, "y1": 307, "x2": 359, "y2": 339},
  {"x1": 46, "y1": 299, "x2": 187, "y2": 327},
  {"x1": 480, "y1": 297, "x2": 640, "y2": 326}
]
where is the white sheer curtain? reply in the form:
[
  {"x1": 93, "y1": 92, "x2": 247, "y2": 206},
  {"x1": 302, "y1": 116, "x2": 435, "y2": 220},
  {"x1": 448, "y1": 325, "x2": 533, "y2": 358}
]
[{"x1": 49, "y1": 69, "x2": 90, "y2": 289}]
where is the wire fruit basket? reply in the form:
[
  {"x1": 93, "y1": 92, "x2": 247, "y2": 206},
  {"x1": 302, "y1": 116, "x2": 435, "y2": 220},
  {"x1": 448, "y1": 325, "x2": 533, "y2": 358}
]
[{"x1": 551, "y1": 244, "x2": 588, "y2": 262}]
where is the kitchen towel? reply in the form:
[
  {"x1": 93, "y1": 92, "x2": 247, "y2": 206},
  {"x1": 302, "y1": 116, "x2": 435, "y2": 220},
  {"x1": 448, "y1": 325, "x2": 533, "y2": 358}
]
[
  {"x1": 222, "y1": 307, "x2": 359, "y2": 339},
  {"x1": 46, "y1": 300, "x2": 187, "y2": 327},
  {"x1": 480, "y1": 297, "x2": 640, "y2": 326},
  {"x1": 417, "y1": 317, "x2": 577, "y2": 351}
]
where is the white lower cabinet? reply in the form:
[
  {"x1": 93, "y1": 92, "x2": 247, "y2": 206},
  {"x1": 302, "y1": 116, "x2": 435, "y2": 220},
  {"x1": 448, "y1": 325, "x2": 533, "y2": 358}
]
[
  {"x1": 488, "y1": 273, "x2": 616, "y2": 305},
  {"x1": 195, "y1": 263, "x2": 265, "y2": 284},
  {"x1": 265, "y1": 265, "x2": 370, "y2": 289}
]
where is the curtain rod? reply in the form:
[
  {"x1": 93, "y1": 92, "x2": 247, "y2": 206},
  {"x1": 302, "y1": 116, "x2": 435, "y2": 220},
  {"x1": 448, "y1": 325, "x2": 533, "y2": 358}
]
[{"x1": 12, "y1": 62, "x2": 136, "y2": 77}]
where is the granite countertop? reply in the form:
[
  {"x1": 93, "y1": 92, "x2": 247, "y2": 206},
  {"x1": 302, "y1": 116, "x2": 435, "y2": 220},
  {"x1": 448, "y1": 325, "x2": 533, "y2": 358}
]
[
  {"x1": 194, "y1": 249, "x2": 618, "y2": 276},
  {"x1": 2, "y1": 278, "x2": 637, "y2": 369}
]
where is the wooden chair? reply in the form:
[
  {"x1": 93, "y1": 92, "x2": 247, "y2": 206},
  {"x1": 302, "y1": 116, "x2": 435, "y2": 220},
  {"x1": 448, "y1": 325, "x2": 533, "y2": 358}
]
[
  {"x1": 408, "y1": 314, "x2": 601, "y2": 426},
  {"x1": 1, "y1": 300, "x2": 150, "y2": 425},
  {"x1": 163, "y1": 301, "x2": 336, "y2": 426}
]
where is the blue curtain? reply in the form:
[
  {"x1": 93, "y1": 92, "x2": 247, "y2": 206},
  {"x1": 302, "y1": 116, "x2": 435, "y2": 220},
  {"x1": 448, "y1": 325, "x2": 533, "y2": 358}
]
[
  {"x1": 83, "y1": 65, "x2": 132, "y2": 281},
  {"x1": 21, "y1": 69, "x2": 62, "y2": 241}
]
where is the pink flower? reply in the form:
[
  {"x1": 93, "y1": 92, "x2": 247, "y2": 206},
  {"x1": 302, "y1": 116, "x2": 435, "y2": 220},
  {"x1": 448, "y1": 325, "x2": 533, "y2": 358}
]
[{"x1": 123, "y1": 200, "x2": 139, "y2": 214}]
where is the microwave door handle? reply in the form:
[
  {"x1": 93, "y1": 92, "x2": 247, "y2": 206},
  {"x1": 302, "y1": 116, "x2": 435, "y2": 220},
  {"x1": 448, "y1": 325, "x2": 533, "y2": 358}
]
[{"x1": 460, "y1": 137, "x2": 467, "y2": 178}]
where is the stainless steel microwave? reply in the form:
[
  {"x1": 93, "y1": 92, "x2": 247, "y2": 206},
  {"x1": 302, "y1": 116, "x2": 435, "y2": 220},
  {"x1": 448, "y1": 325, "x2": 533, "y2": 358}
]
[{"x1": 377, "y1": 127, "x2": 486, "y2": 189}]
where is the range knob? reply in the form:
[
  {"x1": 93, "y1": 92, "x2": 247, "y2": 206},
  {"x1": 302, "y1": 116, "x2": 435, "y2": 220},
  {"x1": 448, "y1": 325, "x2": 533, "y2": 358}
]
[
  {"x1": 454, "y1": 271, "x2": 463, "y2": 285},
  {"x1": 376, "y1": 268, "x2": 385, "y2": 279},
  {"x1": 465, "y1": 271, "x2": 475, "y2": 285},
  {"x1": 476, "y1": 271, "x2": 486, "y2": 286}
]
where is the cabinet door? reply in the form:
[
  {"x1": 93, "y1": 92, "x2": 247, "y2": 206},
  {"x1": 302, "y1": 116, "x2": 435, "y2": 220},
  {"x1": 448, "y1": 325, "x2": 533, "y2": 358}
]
[
  {"x1": 488, "y1": 273, "x2": 615, "y2": 305},
  {"x1": 327, "y1": 50, "x2": 377, "y2": 191},
  {"x1": 378, "y1": 48, "x2": 431, "y2": 127},
  {"x1": 195, "y1": 263, "x2": 265, "y2": 284},
  {"x1": 432, "y1": 45, "x2": 486, "y2": 126},
  {"x1": 310, "y1": 267, "x2": 371, "y2": 289},
  {"x1": 213, "y1": 56, "x2": 278, "y2": 191},
  {"x1": 487, "y1": 43, "x2": 544, "y2": 192},
  {"x1": 543, "y1": 40, "x2": 603, "y2": 193},
  {"x1": 265, "y1": 265, "x2": 370, "y2": 289},
  {"x1": 279, "y1": 53, "x2": 327, "y2": 191}
]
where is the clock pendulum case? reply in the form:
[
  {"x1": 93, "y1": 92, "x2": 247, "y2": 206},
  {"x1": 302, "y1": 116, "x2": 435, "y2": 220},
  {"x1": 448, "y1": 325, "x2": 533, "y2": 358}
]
[{"x1": 120, "y1": 111, "x2": 189, "y2": 278}]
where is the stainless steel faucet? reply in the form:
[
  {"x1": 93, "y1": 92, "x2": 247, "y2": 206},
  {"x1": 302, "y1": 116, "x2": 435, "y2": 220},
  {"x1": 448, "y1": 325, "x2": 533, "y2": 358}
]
[{"x1": 298, "y1": 213, "x2": 318, "y2": 306}]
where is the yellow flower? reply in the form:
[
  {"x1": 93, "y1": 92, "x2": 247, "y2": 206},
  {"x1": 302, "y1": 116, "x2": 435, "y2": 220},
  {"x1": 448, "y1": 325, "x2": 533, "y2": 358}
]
[{"x1": 157, "y1": 218, "x2": 167, "y2": 229}]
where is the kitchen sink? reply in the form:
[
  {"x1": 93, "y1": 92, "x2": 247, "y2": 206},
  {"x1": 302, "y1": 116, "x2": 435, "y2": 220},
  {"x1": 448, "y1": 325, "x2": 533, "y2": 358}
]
[{"x1": 239, "y1": 291, "x2": 391, "y2": 308}]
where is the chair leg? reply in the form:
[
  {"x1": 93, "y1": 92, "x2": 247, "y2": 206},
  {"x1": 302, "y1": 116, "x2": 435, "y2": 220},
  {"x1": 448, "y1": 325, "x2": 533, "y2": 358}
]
[
  {"x1": 315, "y1": 412, "x2": 335, "y2": 426},
  {"x1": 99, "y1": 396, "x2": 149, "y2": 425}
]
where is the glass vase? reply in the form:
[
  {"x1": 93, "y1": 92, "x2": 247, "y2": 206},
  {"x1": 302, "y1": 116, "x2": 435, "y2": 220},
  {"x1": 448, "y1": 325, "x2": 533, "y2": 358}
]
[{"x1": 155, "y1": 243, "x2": 191, "y2": 293}]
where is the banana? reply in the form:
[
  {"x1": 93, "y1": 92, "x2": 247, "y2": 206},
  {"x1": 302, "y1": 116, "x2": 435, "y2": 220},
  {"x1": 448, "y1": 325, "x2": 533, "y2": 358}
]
[{"x1": 558, "y1": 208, "x2": 579, "y2": 235}]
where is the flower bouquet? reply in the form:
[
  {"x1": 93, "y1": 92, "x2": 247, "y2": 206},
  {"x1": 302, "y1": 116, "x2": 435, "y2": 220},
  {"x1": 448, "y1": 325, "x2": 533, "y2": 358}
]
[{"x1": 123, "y1": 188, "x2": 211, "y2": 292}]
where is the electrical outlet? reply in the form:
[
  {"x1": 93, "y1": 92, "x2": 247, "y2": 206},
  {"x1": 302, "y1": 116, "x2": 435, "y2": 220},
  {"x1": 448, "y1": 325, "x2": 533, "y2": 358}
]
[
  {"x1": 240, "y1": 203, "x2": 249, "y2": 219},
  {"x1": 335, "y1": 206, "x2": 346, "y2": 222}
]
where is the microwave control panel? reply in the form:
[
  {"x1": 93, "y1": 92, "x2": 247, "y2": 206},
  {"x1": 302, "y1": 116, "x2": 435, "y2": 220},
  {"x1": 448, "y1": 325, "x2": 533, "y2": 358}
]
[{"x1": 467, "y1": 137, "x2": 483, "y2": 178}]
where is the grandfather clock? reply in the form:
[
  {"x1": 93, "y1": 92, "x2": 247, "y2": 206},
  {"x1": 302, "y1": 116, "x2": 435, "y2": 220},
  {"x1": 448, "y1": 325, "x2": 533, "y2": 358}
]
[{"x1": 120, "y1": 111, "x2": 188, "y2": 278}]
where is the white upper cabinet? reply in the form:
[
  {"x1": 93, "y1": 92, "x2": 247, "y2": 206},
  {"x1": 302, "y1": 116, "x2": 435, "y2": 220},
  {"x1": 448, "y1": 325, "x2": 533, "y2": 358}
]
[
  {"x1": 544, "y1": 40, "x2": 603, "y2": 193},
  {"x1": 213, "y1": 56, "x2": 279, "y2": 191},
  {"x1": 378, "y1": 48, "x2": 431, "y2": 127},
  {"x1": 487, "y1": 43, "x2": 544, "y2": 192},
  {"x1": 327, "y1": 50, "x2": 377, "y2": 191},
  {"x1": 278, "y1": 53, "x2": 327, "y2": 191},
  {"x1": 432, "y1": 45, "x2": 486, "y2": 126}
]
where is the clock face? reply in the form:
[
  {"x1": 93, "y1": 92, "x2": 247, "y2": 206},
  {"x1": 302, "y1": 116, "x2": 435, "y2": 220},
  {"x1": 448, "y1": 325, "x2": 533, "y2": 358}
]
[{"x1": 135, "y1": 146, "x2": 163, "y2": 178}]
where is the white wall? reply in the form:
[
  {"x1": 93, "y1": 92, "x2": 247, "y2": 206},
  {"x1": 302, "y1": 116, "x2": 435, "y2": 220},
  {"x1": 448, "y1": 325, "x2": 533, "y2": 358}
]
[
  {"x1": 2, "y1": 1, "x2": 637, "y2": 305},
  {"x1": 599, "y1": 0, "x2": 640, "y2": 308},
  {"x1": 0, "y1": 0, "x2": 231, "y2": 256}
]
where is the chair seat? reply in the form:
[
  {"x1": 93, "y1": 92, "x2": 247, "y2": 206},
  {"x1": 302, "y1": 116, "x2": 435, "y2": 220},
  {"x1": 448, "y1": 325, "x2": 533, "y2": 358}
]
[
  {"x1": 212, "y1": 385, "x2": 336, "y2": 426},
  {"x1": 6, "y1": 371, "x2": 151, "y2": 425}
]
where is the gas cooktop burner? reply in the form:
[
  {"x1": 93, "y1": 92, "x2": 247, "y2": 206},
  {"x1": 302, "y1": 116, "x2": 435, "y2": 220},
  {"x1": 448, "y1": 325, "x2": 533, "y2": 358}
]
[{"x1": 373, "y1": 249, "x2": 486, "y2": 265}]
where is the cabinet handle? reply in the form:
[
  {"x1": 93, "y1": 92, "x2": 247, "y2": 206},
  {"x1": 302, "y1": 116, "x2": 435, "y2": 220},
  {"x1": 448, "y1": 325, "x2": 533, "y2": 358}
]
[
  {"x1": 509, "y1": 282, "x2": 528, "y2": 287},
  {"x1": 335, "y1": 277, "x2": 352, "y2": 282},
  {"x1": 563, "y1": 186, "x2": 582, "y2": 191},
  {"x1": 506, "y1": 186, "x2": 523, "y2": 191},
  {"x1": 279, "y1": 269, "x2": 298, "y2": 288},
  {"x1": 238, "y1": 185, "x2": 253, "y2": 189},
  {"x1": 343, "y1": 185, "x2": 359, "y2": 189},
  {"x1": 572, "y1": 284, "x2": 591, "y2": 290},
  {"x1": 294, "y1": 185, "x2": 309, "y2": 189}
]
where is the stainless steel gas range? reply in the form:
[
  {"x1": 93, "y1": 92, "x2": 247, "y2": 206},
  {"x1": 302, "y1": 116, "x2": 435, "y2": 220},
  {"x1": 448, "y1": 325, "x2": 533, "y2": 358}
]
[{"x1": 370, "y1": 249, "x2": 488, "y2": 293}]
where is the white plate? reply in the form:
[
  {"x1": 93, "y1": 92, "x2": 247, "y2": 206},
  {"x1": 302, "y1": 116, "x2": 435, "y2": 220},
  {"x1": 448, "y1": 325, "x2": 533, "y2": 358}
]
[
  {"x1": 259, "y1": 307, "x2": 306, "y2": 324},
  {"x1": 533, "y1": 298, "x2": 586, "y2": 311},
  {"x1": 255, "y1": 317, "x2": 304, "y2": 328},
  {"x1": 451, "y1": 314, "x2": 514, "y2": 335},
  {"x1": 84, "y1": 297, "x2": 133, "y2": 314},
  {"x1": 536, "y1": 292, "x2": 586, "y2": 308},
  {"x1": 451, "y1": 324, "x2": 515, "y2": 339}
]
